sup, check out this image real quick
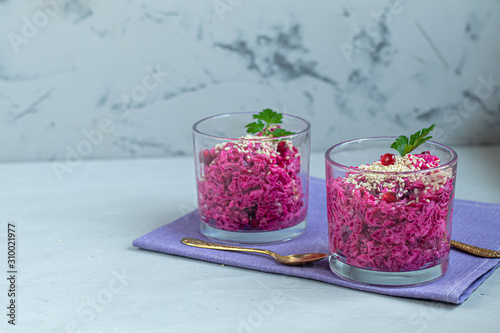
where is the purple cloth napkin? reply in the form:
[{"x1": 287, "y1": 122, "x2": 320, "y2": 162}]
[{"x1": 133, "y1": 177, "x2": 500, "y2": 304}]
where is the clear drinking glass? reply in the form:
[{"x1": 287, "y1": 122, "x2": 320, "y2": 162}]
[
  {"x1": 193, "y1": 112, "x2": 311, "y2": 244},
  {"x1": 325, "y1": 137, "x2": 458, "y2": 287}
]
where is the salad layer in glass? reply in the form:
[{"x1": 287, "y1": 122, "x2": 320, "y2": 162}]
[
  {"x1": 327, "y1": 150, "x2": 455, "y2": 272},
  {"x1": 198, "y1": 133, "x2": 306, "y2": 232}
]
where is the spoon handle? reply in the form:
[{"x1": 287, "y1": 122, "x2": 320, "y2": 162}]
[
  {"x1": 451, "y1": 239, "x2": 500, "y2": 258},
  {"x1": 181, "y1": 237, "x2": 274, "y2": 257}
]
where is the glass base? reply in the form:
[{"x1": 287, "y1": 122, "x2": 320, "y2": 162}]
[
  {"x1": 329, "y1": 255, "x2": 449, "y2": 287},
  {"x1": 199, "y1": 219, "x2": 306, "y2": 245}
]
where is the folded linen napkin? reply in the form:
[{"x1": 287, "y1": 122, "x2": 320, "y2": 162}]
[{"x1": 133, "y1": 177, "x2": 500, "y2": 304}]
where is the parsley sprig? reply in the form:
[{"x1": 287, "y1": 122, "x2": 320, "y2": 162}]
[
  {"x1": 390, "y1": 124, "x2": 436, "y2": 156},
  {"x1": 245, "y1": 109, "x2": 295, "y2": 137}
]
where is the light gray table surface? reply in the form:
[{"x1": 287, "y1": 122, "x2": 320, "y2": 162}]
[{"x1": 1, "y1": 146, "x2": 500, "y2": 333}]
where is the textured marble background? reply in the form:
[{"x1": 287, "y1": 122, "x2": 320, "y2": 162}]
[{"x1": 1, "y1": 0, "x2": 499, "y2": 162}]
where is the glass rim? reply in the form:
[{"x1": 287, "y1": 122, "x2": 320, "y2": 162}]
[
  {"x1": 324, "y1": 136, "x2": 458, "y2": 175},
  {"x1": 192, "y1": 112, "x2": 311, "y2": 141}
]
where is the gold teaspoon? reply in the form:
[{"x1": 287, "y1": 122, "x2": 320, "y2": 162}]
[
  {"x1": 181, "y1": 238, "x2": 500, "y2": 262},
  {"x1": 181, "y1": 237, "x2": 328, "y2": 265}
]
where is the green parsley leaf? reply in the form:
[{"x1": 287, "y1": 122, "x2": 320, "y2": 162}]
[
  {"x1": 390, "y1": 135, "x2": 409, "y2": 157},
  {"x1": 390, "y1": 124, "x2": 436, "y2": 156},
  {"x1": 245, "y1": 120, "x2": 265, "y2": 134},
  {"x1": 246, "y1": 109, "x2": 295, "y2": 137},
  {"x1": 253, "y1": 109, "x2": 283, "y2": 125},
  {"x1": 271, "y1": 128, "x2": 295, "y2": 137}
]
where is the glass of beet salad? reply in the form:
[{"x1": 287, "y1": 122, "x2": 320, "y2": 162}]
[
  {"x1": 193, "y1": 110, "x2": 311, "y2": 244},
  {"x1": 325, "y1": 125, "x2": 458, "y2": 287}
]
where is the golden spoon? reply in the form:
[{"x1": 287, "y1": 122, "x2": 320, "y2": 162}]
[
  {"x1": 181, "y1": 237, "x2": 328, "y2": 265},
  {"x1": 181, "y1": 238, "x2": 499, "y2": 262},
  {"x1": 450, "y1": 240, "x2": 500, "y2": 258}
]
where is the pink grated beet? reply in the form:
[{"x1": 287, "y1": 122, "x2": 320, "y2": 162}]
[{"x1": 197, "y1": 138, "x2": 306, "y2": 231}]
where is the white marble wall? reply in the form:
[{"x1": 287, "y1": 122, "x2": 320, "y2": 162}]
[{"x1": 1, "y1": 0, "x2": 499, "y2": 162}]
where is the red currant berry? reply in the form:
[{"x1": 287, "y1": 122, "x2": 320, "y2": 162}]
[
  {"x1": 200, "y1": 149, "x2": 213, "y2": 165},
  {"x1": 382, "y1": 191, "x2": 398, "y2": 203},
  {"x1": 381, "y1": 153, "x2": 396, "y2": 166},
  {"x1": 277, "y1": 141, "x2": 287, "y2": 155}
]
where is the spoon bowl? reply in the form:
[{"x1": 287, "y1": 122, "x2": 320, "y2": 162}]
[
  {"x1": 273, "y1": 252, "x2": 329, "y2": 265},
  {"x1": 181, "y1": 237, "x2": 328, "y2": 266}
]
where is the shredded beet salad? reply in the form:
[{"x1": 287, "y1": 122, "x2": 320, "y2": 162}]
[
  {"x1": 197, "y1": 135, "x2": 306, "y2": 231},
  {"x1": 327, "y1": 152, "x2": 455, "y2": 272}
]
